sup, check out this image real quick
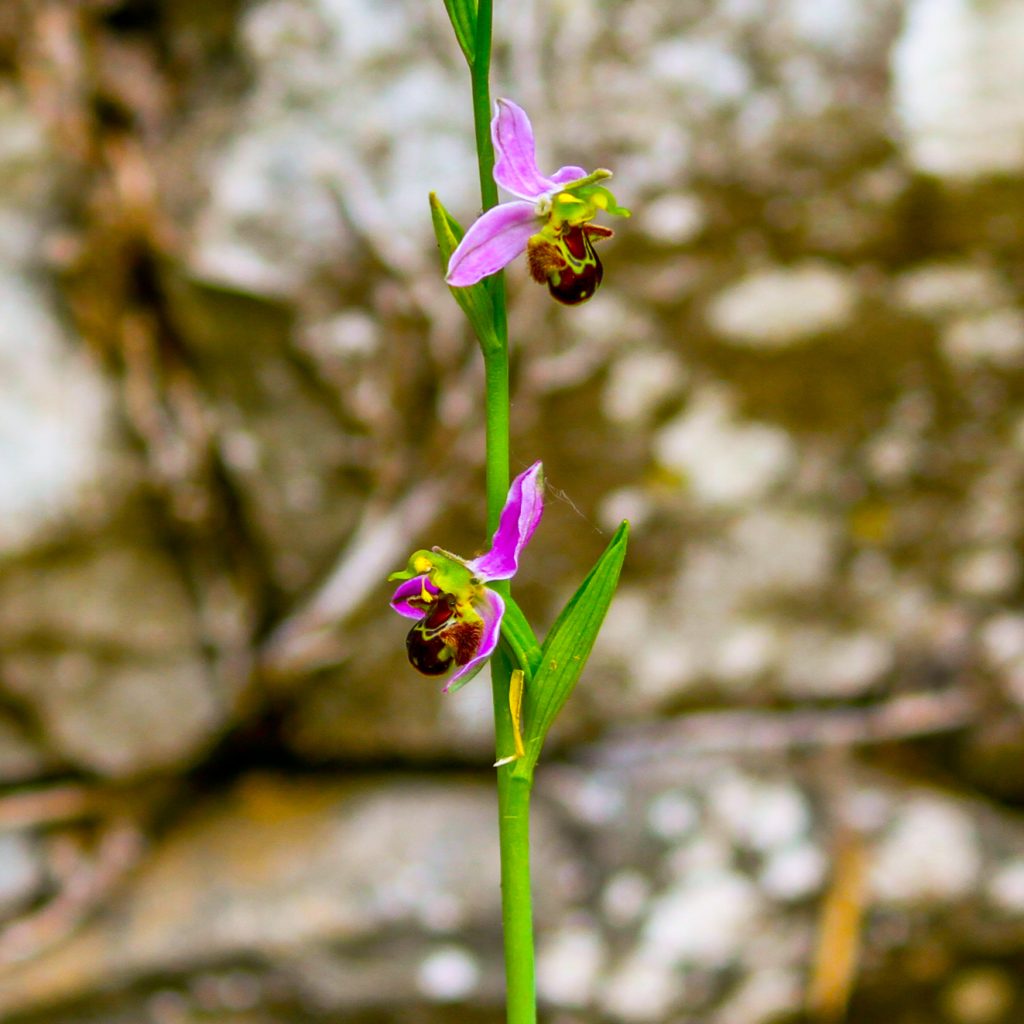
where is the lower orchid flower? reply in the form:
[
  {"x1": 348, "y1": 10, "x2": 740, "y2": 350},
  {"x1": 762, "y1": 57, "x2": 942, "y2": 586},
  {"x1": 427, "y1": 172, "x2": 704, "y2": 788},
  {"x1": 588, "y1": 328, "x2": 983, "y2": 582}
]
[
  {"x1": 446, "y1": 99, "x2": 629, "y2": 305},
  {"x1": 388, "y1": 461, "x2": 544, "y2": 692}
]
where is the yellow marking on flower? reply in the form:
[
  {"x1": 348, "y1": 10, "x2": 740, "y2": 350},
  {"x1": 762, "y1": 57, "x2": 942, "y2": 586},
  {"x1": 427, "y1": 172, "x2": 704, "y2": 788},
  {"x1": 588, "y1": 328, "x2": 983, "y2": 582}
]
[
  {"x1": 419, "y1": 578, "x2": 433, "y2": 602},
  {"x1": 493, "y1": 669, "x2": 527, "y2": 767},
  {"x1": 556, "y1": 192, "x2": 584, "y2": 206},
  {"x1": 413, "y1": 554, "x2": 433, "y2": 574}
]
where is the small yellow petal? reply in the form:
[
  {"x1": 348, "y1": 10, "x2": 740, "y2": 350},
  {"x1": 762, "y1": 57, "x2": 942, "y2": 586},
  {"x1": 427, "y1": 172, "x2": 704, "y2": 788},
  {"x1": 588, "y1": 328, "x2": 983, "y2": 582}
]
[
  {"x1": 510, "y1": 670, "x2": 526, "y2": 758},
  {"x1": 493, "y1": 669, "x2": 527, "y2": 767}
]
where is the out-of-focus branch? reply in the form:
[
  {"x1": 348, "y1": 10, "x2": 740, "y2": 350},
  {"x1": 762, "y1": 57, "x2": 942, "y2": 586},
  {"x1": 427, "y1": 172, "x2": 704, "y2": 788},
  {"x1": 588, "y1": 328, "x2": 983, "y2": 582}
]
[
  {"x1": 259, "y1": 479, "x2": 447, "y2": 677},
  {"x1": 0, "y1": 785, "x2": 100, "y2": 832},
  {"x1": 0, "y1": 818, "x2": 143, "y2": 969},
  {"x1": 585, "y1": 689, "x2": 976, "y2": 769}
]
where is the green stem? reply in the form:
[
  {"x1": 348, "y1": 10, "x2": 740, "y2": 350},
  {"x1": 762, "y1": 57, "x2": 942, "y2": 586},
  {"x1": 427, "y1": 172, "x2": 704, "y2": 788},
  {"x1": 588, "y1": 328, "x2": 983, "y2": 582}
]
[
  {"x1": 470, "y1": 4, "x2": 536, "y2": 1023},
  {"x1": 489, "y1": 645, "x2": 536, "y2": 1024},
  {"x1": 472, "y1": 0, "x2": 510, "y2": 528},
  {"x1": 483, "y1": 347, "x2": 511, "y2": 532},
  {"x1": 495, "y1": 728, "x2": 536, "y2": 1024},
  {"x1": 470, "y1": 0, "x2": 498, "y2": 216}
]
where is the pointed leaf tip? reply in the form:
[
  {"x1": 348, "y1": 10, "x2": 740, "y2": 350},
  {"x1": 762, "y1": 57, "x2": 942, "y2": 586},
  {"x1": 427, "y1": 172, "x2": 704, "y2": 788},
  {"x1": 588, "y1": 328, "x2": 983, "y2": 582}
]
[
  {"x1": 513, "y1": 521, "x2": 629, "y2": 781},
  {"x1": 442, "y1": 0, "x2": 477, "y2": 66},
  {"x1": 429, "y1": 193, "x2": 497, "y2": 350}
]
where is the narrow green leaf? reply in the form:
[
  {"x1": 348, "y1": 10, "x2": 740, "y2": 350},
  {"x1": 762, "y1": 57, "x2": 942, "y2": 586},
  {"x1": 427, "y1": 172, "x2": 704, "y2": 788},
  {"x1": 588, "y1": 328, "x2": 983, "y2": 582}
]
[
  {"x1": 442, "y1": 0, "x2": 477, "y2": 67},
  {"x1": 500, "y1": 594, "x2": 542, "y2": 679},
  {"x1": 429, "y1": 192, "x2": 497, "y2": 349},
  {"x1": 513, "y1": 521, "x2": 629, "y2": 780}
]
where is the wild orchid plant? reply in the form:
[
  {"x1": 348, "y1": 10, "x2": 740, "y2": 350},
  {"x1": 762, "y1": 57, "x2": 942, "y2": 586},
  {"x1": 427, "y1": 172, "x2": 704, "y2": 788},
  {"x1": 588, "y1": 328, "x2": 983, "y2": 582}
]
[
  {"x1": 447, "y1": 97, "x2": 629, "y2": 304},
  {"x1": 388, "y1": 4, "x2": 629, "y2": 1022}
]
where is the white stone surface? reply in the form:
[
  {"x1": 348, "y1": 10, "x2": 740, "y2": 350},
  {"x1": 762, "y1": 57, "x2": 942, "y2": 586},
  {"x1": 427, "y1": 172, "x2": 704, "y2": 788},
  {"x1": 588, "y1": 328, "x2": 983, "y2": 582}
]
[
  {"x1": 865, "y1": 432, "x2": 921, "y2": 484},
  {"x1": 594, "y1": 588, "x2": 653, "y2": 659},
  {"x1": 894, "y1": 264, "x2": 1009, "y2": 318},
  {"x1": 559, "y1": 773, "x2": 627, "y2": 827},
  {"x1": 600, "y1": 950, "x2": 680, "y2": 1023},
  {"x1": 951, "y1": 547, "x2": 1021, "y2": 598},
  {"x1": 940, "y1": 968, "x2": 1014, "y2": 1024},
  {"x1": 191, "y1": 0, "x2": 475, "y2": 293},
  {"x1": 8, "y1": 654, "x2": 223, "y2": 778},
  {"x1": 638, "y1": 192, "x2": 706, "y2": 245},
  {"x1": 0, "y1": 92, "x2": 111, "y2": 556},
  {"x1": 980, "y1": 614, "x2": 1024, "y2": 669},
  {"x1": 648, "y1": 36, "x2": 751, "y2": 102},
  {"x1": 0, "y1": 833, "x2": 43, "y2": 915},
  {"x1": 706, "y1": 264, "x2": 855, "y2": 347},
  {"x1": 758, "y1": 842, "x2": 828, "y2": 901},
  {"x1": 597, "y1": 486, "x2": 655, "y2": 533},
  {"x1": 601, "y1": 870, "x2": 652, "y2": 927},
  {"x1": 715, "y1": 967, "x2": 802, "y2": 1024},
  {"x1": 892, "y1": 0, "x2": 1024, "y2": 178},
  {"x1": 647, "y1": 791, "x2": 701, "y2": 841},
  {"x1": 780, "y1": 627, "x2": 892, "y2": 698},
  {"x1": 641, "y1": 871, "x2": 763, "y2": 967},
  {"x1": 602, "y1": 492, "x2": 848, "y2": 701},
  {"x1": 0, "y1": 714, "x2": 48, "y2": 782},
  {"x1": 781, "y1": 0, "x2": 867, "y2": 51},
  {"x1": 987, "y1": 859, "x2": 1024, "y2": 913},
  {"x1": 712, "y1": 622, "x2": 779, "y2": 685},
  {"x1": 301, "y1": 310, "x2": 380, "y2": 358},
  {"x1": 416, "y1": 946, "x2": 480, "y2": 1001},
  {"x1": 603, "y1": 348, "x2": 686, "y2": 425},
  {"x1": 870, "y1": 796, "x2": 981, "y2": 904},
  {"x1": 436, "y1": 664, "x2": 494, "y2": 754},
  {"x1": 655, "y1": 389, "x2": 795, "y2": 509},
  {"x1": 631, "y1": 627, "x2": 700, "y2": 701},
  {"x1": 537, "y1": 923, "x2": 606, "y2": 1007},
  {"x1": 729, "y1": 508, "x2": 836, "y2": 593},
  {"x1": 942, "y1": 310, "x2": 1024, "y2": 369},
  {"x1": 711, "y1": 776, "x2": 812, "y2": 852},
  {"x1": 0, "y1": 267, "x2": 111, "y2": 555},
  {"x1": 667, "y1": 834, "x2": 734, "y2": 879}
]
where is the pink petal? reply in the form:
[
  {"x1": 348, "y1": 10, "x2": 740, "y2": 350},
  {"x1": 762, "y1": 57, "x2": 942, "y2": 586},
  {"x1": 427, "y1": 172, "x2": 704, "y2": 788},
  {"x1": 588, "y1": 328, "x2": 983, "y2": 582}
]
[
  {"x1": 491, "y1": 98, "x2": 568, "y2": 199},
  {"x1": 466, "y1": 461, "x2": 544, "y2": 582},
  {"x1": 446, "y1": 201, "x2": 538, "y2": 286},
  {"x1": 549, "y1": 164, "x2": 589, "y2": 186},
  {"x1": 390, "y1": 576, "x2": 438, "y2": 620},
  {"x1": 444, "y1": 589, "x2": 504, "y2": 694}
]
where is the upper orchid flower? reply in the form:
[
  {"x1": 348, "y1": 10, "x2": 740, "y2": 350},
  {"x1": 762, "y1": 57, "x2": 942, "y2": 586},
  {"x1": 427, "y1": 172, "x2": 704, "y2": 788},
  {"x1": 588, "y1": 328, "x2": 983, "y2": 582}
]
[
  {"x1": 446, "y1": 99, "x2": 629, "y2": 305},
  {"x1": 388, "y1": 462, "x2": 544, "y2": 692}
]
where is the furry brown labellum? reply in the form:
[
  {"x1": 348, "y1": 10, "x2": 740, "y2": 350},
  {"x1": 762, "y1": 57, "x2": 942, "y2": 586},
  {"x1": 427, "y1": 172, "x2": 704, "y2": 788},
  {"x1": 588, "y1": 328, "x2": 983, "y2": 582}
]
[
  {"x1": 528, "y1": 223, "x2": 614, "y2": 305},
  {"x1": 405, "y1": 594, "x2": 483, "y2": 677}
]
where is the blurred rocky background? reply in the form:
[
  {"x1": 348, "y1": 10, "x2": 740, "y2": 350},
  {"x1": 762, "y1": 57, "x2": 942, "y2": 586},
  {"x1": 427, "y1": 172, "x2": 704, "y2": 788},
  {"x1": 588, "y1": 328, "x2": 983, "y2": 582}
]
[{"x1": 1, "y1": 0, "x2": 1024, "y2": 1021}]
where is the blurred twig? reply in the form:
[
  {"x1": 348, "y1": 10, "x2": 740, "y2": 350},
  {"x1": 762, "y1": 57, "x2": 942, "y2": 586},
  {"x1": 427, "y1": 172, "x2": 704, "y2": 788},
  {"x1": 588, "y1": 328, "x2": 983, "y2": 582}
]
[
  {"x1": 585, "y1": 689, "x2": 975, "y2": 769},
  {"x1": 259, "y1": 479, "x2": 447, "y2": 677},
  {"x1": 0, "y1": 784, "x2": 101, "y2": 832},
  {"x1": 807, "y1": 826, "x2": 868, "y2": 1023},
  {"x1": 0, "y1": 817, "x2": 144, "y2": 969}
]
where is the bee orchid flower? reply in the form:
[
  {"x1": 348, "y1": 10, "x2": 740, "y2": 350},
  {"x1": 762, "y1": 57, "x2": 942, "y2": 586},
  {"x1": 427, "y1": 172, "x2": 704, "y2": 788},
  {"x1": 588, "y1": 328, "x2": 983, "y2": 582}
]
[
  {"x1": 446, "y1": 99, "x2": 629, "y2": 305},
  {"x1": 388, "y1": 461, "x2": 544, "y2": 692}
]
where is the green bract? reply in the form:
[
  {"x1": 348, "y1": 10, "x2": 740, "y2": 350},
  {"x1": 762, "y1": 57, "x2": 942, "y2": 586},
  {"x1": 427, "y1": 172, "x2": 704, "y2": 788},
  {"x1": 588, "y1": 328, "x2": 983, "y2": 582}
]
[{"x1": 514, "y1": 521, "x2": 629, "y2": 781}]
